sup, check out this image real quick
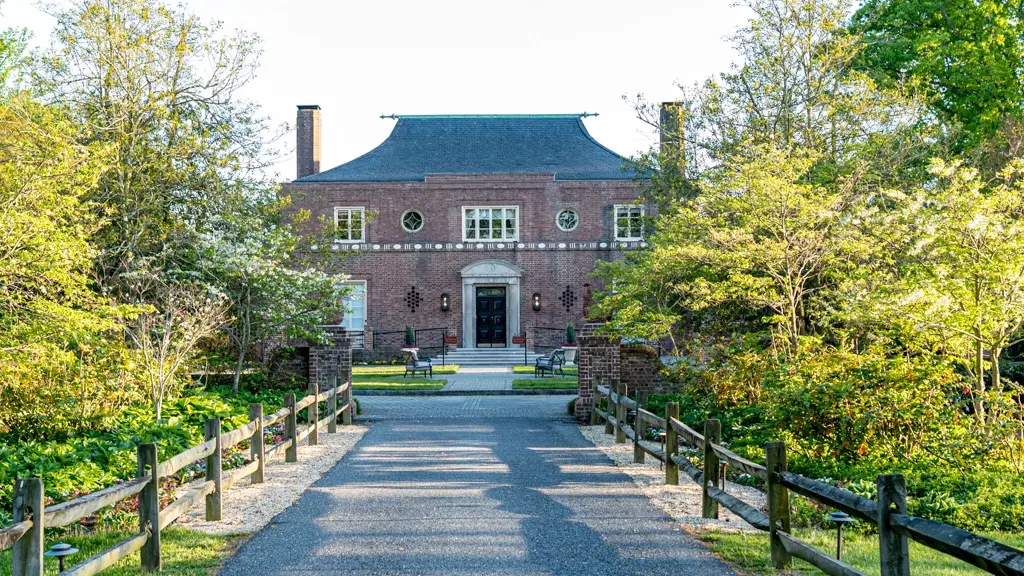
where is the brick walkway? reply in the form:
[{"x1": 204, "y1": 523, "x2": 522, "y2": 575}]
[{"x1": 442, "y1": 368, "x2": 516, "y2": 392}]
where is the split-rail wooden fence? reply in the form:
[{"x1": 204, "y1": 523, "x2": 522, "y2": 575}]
[
  {"x1": 0, "y1": 376, "x2": 353, "y2": 576},
  {"x1": 592, "y1": 380, "x2": 1024, "y2": 576}
]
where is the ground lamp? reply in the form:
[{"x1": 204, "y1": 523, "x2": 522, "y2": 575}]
[
  {"x1": 532, "y1": 292, "x2": 541, "y2": 311},
  {"x1": 826, "y1": 511, "x2": 854, "y2": 560},
  {"x1": 440, "y1": 293, "x2": 450, "y2": 312},
  {"x1": 45, "y1": 542, "x2": 79, "y2": 571}
]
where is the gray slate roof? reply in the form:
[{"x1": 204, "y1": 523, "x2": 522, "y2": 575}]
[{"x1": 295, "y1": 114, "x2": 641, "y2": 183}]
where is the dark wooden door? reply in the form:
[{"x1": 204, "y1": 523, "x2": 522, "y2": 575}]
[{"x1": 475, "y1": 287, "x2": 507, "y2": 347}]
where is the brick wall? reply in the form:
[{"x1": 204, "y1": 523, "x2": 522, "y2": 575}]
[
  {"x1": 285, "y1": 175, "x2": 648, "y2": 347},
  {"x1": 575, "y1": 322, "x2": 620, "y2": 422},
  {"x1": 620, "y1": 343, "x2": 668, "y2": 395},
  {"x1": 309, "y1": 326, "x2": 352, "y2": 390}
]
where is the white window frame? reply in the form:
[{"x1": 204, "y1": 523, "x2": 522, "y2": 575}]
[
  {"x1": 341, "y1": 281, "x2": 367, "y2": 331},
  {"x1": 614, "y1": 204, "x2": 645, "y2": 241},
  {"x1": 462, "y1": 206, "x2": 519, "y2": 242},
  {"x1": 334, "y1": 207, "x2": 366, "y2": 242}
]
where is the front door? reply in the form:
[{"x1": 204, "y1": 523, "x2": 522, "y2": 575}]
[{"x1": 475, "y1": 287, "x2": 507, "y2": 347}]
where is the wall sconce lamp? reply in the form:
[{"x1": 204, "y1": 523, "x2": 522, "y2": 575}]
[
  {"x1": 440, "y1": 293, "x2": 450, "y2": 312},
  {"x1": 532, "y1": 292, "x2": 542, "y2": 312}
]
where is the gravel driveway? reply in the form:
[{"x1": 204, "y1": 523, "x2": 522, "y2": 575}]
[{"x1": 218, "y1": 396, "x2": 734, "y2": 575}]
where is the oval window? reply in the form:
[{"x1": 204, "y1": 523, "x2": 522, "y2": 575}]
[
  {"x1": 402, "y1": 210, "x2": 424, "y2": 233},
  {"x1": 556, "y1": 209, "x2": 579, "y2": 232}
]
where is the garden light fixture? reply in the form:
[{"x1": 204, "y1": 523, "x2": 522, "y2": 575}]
[
  {"x1": 45, "y1": 543, "x2": 79, "y2": 571},
  {"x1": 826, "y1": 511, "x2": 854, "y2": 560}
]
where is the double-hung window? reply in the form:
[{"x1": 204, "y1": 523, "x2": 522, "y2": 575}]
[
  {"x1": 334, "y1": 207, "x2": 365, "y2": 242},
  {"x1": 614, "y1": 205, "x2": 644, "y2": 240},
  {"x1": 463, "y1": 206, "x2": 518, "y2": 242}
]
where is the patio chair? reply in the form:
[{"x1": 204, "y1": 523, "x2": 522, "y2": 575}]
[
  {"x1": 404, "y1": 349, "x2": 433, "y2": 378},
  {"x1": 534, "y1": 349, "x2": 566, "y2": 378}
]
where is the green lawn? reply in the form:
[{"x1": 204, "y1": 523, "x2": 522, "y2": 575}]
[
  {"x1": 512, "y1": 377, "x2": 578, "y2": 390},
  {"x1": 512, "y1": 365, "x2": 577, "y2": 375},
  {"x1": 700, "y1": 528, "x2": 1024, "y2": 576},
  {"x1": 0, "y1": 528, "x2": 241, "y2": 576},
  {"x1": 352, "y1": 364, "x2": 459, "y2": 376},
  {"x1": 351, "y1": 375, "x2": 446, "y2": 390}
]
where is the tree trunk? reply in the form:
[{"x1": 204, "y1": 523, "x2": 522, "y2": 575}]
[{"x1": 975, "y1": 334, "x2": 986, "y2": 425}]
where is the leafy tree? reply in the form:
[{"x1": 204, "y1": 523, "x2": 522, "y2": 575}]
[
  {"x1": 853, "y1": 0, "x2": 1024, "y2": 150},
  {"x1": 859, "y1": 159, "x2": 1024, "y2": 422},
  {"x1": 35, "y1": 0, "x2": 281, "y2": 302}
]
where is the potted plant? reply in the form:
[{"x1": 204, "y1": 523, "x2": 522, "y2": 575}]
[
  {"x1": 562, "y1": 324, "x2": 578, "y2": 365},
  {"x1": 403, "y1": 325, "x2": 417, "y2": 349}
]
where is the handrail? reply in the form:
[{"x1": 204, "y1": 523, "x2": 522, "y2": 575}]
[
  {"x1": 158, "y1": 438, "x2": 217, "y2": 478},
  {"x1": 889, "y1": 514, "x2": 1024, "y2": 574},
  {"x1": 63, "y1": 531, "x2": 148, "y2": 576},
  {"x1": 0, "y1": 520, "x2": 31, "y2": 551},
  {"x1": 669, "y1": 416, "x2": 704, "y2": 449},
  {"x1": 777, "y1": 471, "x2": 878, "y2": 523},
  {"x1": 710, "y1": 443, "x2": 767, "y2": 481},
  {"x1": 221, "y1": 420, "x2": 259, "y2": 450},
  {"x1": 44, "y1": 477, "x2": 150, "y2": 528}
]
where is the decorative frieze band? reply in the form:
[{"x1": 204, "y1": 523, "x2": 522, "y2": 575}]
[{"x1": 315, "y1": 240, "x2": 649, "y2": 253}]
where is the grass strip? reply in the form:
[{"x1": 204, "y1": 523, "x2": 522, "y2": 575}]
[
  {"x1": 699, "y1": 528, "x2": 1024, "y2": 576},
  {"x1": 351, "y1": 375, "x2": 446, "y2": 390},
  {"x1": 352, "y1": 365, "x2": 459, "y2": 376},
  {"x1": 512, "y1": 378, "x2": 578, "y2": 390},
  {"x1": 512, "y1": 365, "x2": 577, "y2": 375},
  {"x1": 0, "y1": 527, "x2": 241, "y2": 576}
]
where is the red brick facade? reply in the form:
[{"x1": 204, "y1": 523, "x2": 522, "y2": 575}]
[{"x1": 284, "y1": 175, "x2": 649, "y2": 349}]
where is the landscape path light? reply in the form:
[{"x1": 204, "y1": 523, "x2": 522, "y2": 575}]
[
  {"x1": 45, "y1": 542, "x2": 79, "y2": 571},
  {"x1": 826, "y1": 510, "x2": 854, "y2": 560}
]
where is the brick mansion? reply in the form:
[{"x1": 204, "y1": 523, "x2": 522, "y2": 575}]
[{"x1": 284, "y1": 106, "x2": 660, "y2": 352}]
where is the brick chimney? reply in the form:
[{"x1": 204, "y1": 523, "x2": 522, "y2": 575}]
[
  {"x1": 659, "y1": 102, "x2": 685, "y2": 169},
  {"x1": 296, "y1": 105, "x2": 321, "y2": 179}
]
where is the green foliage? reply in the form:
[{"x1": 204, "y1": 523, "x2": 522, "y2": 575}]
[
  {"x1": 0, "y1": 383, "x2": 298, "y2": 517},
  {"x1": 853, "y1": 0, "x2": 1024, "y2": 150},
  {"x1": 405, "y1": 325, "x2": 415, "y2": 346},
  {"x1": 565, "y1": 324, "x2": 576, "y2": 344}
]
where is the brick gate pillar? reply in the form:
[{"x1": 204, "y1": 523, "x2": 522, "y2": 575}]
[
  {"x1": 575, "y1": 322, "x2": 621, "y2": 423},
  {"x1": 309, "y1": 326, "x2": 353, "y2": 390}
]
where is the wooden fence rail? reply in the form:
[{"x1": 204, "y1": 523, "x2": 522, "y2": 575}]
[
  {"x1": 2, "y1": 376, "x2": 353, "y2": 576},
  {"x1": 591, "y1": 378, "x2": 1024, "y2": 576}
]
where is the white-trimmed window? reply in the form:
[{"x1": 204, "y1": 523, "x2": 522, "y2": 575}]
[
  {"x1": 556, "y1": 209, "x2": 579, "y2": 232},
  {"x1": 614, "y1": 205, "x2": 644, "y2": 240},
  {"x1": 341, "y1": 281, "x2": 366, "y2": 331},
  {"x1": 463, "y1": 206, "x2": 518, "y2": 241},
  {"x1": 334, "y1": 207, "x2": 365, "y2": 242}
]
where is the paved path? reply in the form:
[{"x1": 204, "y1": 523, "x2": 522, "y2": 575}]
[
  {"x1": 219, "y1": 396, "x2": 734, "y2": 576},
  {"x1": 442, "y1": 368, "x2": 515, "y2": 391}
]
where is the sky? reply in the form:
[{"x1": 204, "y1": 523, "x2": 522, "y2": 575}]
[{"x1": 1, "y1": 0, "x2": 751, "y2": 181}]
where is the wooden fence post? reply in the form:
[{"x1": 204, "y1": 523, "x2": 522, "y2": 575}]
[
  {"x1": 702, "y1": 418, "x2": 721, "y2": 519},
  {"x1": 665, "y1": 402, "x2": 680, "y2": 485},
  {"x1": 878, "y1": 474, "x2": 910, "y2": 576},
  {"x1": 249, "y1": 403, "x2": 265, "y2": 484},
  {"x1": 604, "y1": 379, "x2": 616, "y2": 435},
  {"x1": 137, "y1": 443, "x2": 160, "y2": 572},
  {"x1": 766, "y1": 441, "x2": 792, "y2": 569},
  {"x1": 590, "y1": 381, "x2": 602, "y2": 426},
  {"x1": 308, "y1": 381, "x2": 319, "y2": 446},
  {"x1": 615, "y1": 382, "x2": 628, "y2": 444},
  {"x1": 204, "y1": 419, "x2": 222, "y2": 521},
  {"x1": 342, "y1": 375, "x2": 353, "y2": 426},
  {"x1": 285, "y1": 393, "x2": 298, "y2": 462},
  {"x1": 11, "y1": 478, "x2": 43, "y2": 576},
  {"x1": 634, "y1": 391, "x2": 647, "y2": 463},
  {"x1": 328, "y1": 375, "x2": 338, "y2": 434}
]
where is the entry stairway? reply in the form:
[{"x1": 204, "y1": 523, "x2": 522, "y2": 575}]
[{"x1": 441, "y1": 347, "x2": 545, "y2": 367}]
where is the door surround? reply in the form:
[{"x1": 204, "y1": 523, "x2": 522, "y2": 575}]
[{"x1": 460, "y1": 260, "x2": 523, "y2": 348}]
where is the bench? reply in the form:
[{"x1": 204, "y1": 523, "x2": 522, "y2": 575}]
[
  {"x1": 404, "y1": 350, "x2": 433, "y2": 378},
  {"x1": 534, "y1": 349, "x2": 566, "y2": 377}
]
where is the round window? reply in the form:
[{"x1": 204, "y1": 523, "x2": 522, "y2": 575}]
[
  {"x1": 402, "y1": 210, "x2": 424, "y2": 233},
  {"x1": 556, "y1": 209, "x2": 579, "y2": 232}
]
